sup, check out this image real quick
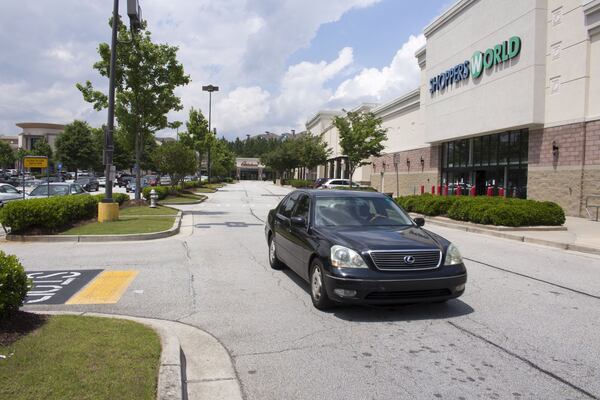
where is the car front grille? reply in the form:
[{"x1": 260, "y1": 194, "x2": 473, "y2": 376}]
[
  {"x1": 365, "y1": 289, "x2": 451, "y2": 300},
  {"x1": 369, "y1": 250, "x2": 441, "y2": 271}
]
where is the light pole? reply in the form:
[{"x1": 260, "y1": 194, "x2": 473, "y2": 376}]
[
  {"x1": 202, "y1": 84, "x2": 218, "y2": 184},
  {"x1": 99, "y1": 0, "x2": 142, "y2": 222}
]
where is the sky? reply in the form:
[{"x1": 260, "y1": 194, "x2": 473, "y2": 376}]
[{"x1": 0, "y1": 0, "x2": 451, "y2": 140}]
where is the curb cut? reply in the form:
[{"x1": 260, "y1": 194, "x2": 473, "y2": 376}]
[
  {"x1": 5, "y1": 211, "x2": 183, "y2": 243},
  {"x1": 420, "y1": 216, "x2": 600, "y2": 256},
  {"x1": 160, "y1": 197, "x2": 207, "y2": 206}
]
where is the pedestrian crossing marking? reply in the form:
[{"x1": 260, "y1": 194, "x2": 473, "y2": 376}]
[{"x1": 66, "y1": 270, "x2": 138, "y2": 304}]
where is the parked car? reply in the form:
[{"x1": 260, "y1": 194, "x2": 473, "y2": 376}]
[
  {"x1": 0, "y1": 183, "x2": 24, "y2": 207},
  {"x1": 27, "y1": 183, "x2": 87, "y2": 198},
  {"x1": 143, "y1": 175, "x2": 159, "y2": 186},
  {"x1": 117, "y1": 174, "x2": 134, "y2": 188},
  {"x1": 98, "y1": 176, "x2": 107, "y2": 187},
  {"x1": 160, "y1": 175, "x2": 172, "y2": 186},
  {"x1": 21, "y1": 179, "x2": 44, "y2": 194},
  {"x1": 126, "y1": 178, "x2": 149, "y2": 193},
  {"x1": 39, "y1": 176, "x2": 65, "y2": 183},
  {"x1": 75, "y1": 177, "x2": 100, "y2": 192},
  {"x1": 318, "y1": 179, "x2": 361, "y2": 190},
  {"x1": 313, "y1": 178, "x2": 329, "y2": 188},
  {"x1": 265, "y1": 190, "x2": 467, "y2": 309}
]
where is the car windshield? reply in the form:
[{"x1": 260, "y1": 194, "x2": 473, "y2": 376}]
[
  {"x1": 314, "y1": 196, "x2": 413, "y2": 227},
  {"x1": 30, "y1": 184, "x2": 70, "y2": 196}
]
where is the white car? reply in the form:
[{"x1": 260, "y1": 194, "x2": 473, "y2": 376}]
[
  {"x1": 0, "y1": 183, "x2": 24, "y2": 207},
  {"x1": 160, "y1": 175, "x2": 172, "y2": 185},
  {"x1": 319, "y1": 179, "x2": 361, "y2": 189}
]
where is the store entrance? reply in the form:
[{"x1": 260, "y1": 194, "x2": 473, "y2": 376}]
[{"x1": 475, "y1": 170, "x2": 487, "y2": 196}]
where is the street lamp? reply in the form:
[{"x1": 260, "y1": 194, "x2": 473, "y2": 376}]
[
  {"x1": 202, "y1": 84, "x2": 219, "y2": 184},
  {"x1": 99, "y1": 0, "x2": 142, "y2": 223}
]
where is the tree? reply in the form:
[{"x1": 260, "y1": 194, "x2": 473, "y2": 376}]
[
  {"x1": 179, "y1": 108, "x2": 209, "y2": 175},
  {"x1": 77, "y1": 18, "x2": 190, "y2": 200},
  {"x1": 260, "y1": 139, "x2": 301, "y2": 181},
  {"x1": 333, "y1": 111, "x2": 387, "y2": 186},
  {"x1": 210, "y1": 138, "x2": 236, "y2": 178},
  {"x1": 0, "y1": 141, "x2": 16, "y2": 169},
  {"x1": 298, "y1": 133, "x2": 331, "y2": 177},
  {"x1": 152, "y1": 141, "x2": 196, "y2": 187},
  {"x1": 55, "y1": 120, "x2": 98, "y2": 179},
  {"x1": 31, "y1": 138, "x2": 53, "y2": 160}
]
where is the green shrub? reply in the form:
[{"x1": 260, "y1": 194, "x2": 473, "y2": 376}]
[
  {"x1": 142, "y1": 186, "x2": 171, "y2": 201},
  {"x1": 0, "y1": 195, "x2": 98, "y2": 234},
  {"x1": 395, "y1": 194, "x2": 565, "y2": 226},
  {"x1": 286, "y1": 179, "x2": 313, "y2": 188},
  {"x1": 93, "y1": 193, "x2": 129, "y2": 206},
  {"x1": 0, "y1": 251, "x2": 31, "y2": 318}
]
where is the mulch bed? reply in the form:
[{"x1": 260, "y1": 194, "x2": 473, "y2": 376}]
[{"x1": 0, "y1": 311, "x2": 49, "y2": 346}]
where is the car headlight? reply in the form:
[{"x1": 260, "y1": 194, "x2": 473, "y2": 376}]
[
  {"x1": 330, "y1": 245, "x2": 368, "y2": 269},
  {"x1": 444, "y1": 243, "x2": 463, "y2": 266}
]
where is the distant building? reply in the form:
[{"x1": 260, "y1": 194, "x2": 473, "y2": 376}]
[
  {"x1": 235, "y1": 157, "x2": 273, "y2": 180},
  {"x1": 16, "y1": 122, "x2": 65, "y2": 151}
]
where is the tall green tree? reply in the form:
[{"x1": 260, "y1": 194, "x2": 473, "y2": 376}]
[
  {"x1": 31, "y1": 138, "x2": 53, "y2": 160},
  {"x1": 179, "y1": 108, "x2": 209, "y2": 175},
  {"x1": 260, "y1": 139, "x2": 302, "y2": 181},
  {"x1": 77, "y1": 18, "x2": 190, "y2": 200},
  {"x1": 55, "y1": 120, "x2": 97, "y2": 179},
  {"x1": 0, "y1": 141, "x2": 16, "y2": 168},
  {"x1": 210, "y1": 138, "x2": 236, "y2": 178},
  {"x1": 152, "y1": 141, "x2": 196, "y2": 187},
  {"x1": 333, "y1": 111, "x2": 387, "y2": 186},
  {"x1": 298, "y1": 133, "x2": 331, "y2": 176}
]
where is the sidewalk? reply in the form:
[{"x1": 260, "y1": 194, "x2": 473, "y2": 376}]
[{"x1": 419, "y1": 215, "x2": 600, "y2": 256}]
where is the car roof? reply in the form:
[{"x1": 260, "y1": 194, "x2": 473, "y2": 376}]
[{"x1": 292, "y1": 189, "x2": 384, "y2": 198}]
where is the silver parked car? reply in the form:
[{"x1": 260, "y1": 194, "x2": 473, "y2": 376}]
[
  {"x1": 27, "y1": 183, "x2": 88, "y2": 198},
  {"x1": 0, "y1": 183, "x2": 24, "y2": 207}
]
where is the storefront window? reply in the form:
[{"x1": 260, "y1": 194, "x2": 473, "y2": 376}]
[{"x1": 440, "y1": 129, "x2": 529, "y2": 198}]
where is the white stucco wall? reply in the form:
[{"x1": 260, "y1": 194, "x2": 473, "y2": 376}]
[
  {"x1": 422, "y1": 0, "x2": 547, "y2": 143},
  {"x1": 588, "y1": 32, "x2": 600, "y2": 118}
]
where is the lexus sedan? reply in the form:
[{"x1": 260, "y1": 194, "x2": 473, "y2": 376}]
[{"x1": 265, "y1": 190, "x2": 467, "y2": 309}]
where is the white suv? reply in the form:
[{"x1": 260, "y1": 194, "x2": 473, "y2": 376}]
[{"x1": 319, "y1": 179, "x2": 361, "y2": 189}]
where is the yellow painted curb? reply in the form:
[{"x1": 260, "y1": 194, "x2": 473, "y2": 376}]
[{"x1": 66, "y1": 270, "x2": 138, "y2": 304}]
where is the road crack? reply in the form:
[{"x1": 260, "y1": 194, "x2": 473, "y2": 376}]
[{"x1": 448, "y1": 321, "x2": 599, "y2": 399}]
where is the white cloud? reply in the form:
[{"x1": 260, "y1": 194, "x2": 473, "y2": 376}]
[
  {"x1": 214, "y1": 86, "x2": 271, "y2": 132},
  {"x1": 271, "y1": 47, "x2": 353, "y2": 128},
  {"x1": 332, "y1": 34, "x2": 425, "y2": 102}
]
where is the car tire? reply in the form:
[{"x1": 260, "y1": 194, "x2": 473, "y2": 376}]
[
  {"x1": 310, "y1": 260, "x2": 334, "y2": 310},
  {"x1": 268, "y1": 235, "x2": 284, "y2": 270}
]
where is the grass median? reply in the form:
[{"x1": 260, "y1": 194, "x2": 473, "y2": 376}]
[
  {"x1": 0, "y1": 314, "x2": 160, "y2": 400},
  {"x1": 60, "y1": 204, "x2": 177, "y2": 235}
]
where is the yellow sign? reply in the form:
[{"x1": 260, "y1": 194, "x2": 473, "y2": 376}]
[{"x1": 24, "y1": 157, "x2": 48, "y2": 168}]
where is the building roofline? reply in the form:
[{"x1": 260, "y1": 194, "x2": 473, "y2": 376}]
[
  {"x1": 16, "y1": 122, "x2": 66, "y2": 130},
  {"x1": 372, "y1": 89, "x2": 420, "y2": 119},
  {"x1": 423, "y1": 0, "x2": 478, "y2": 38},
  {"x1": 306, "y1": 110, "x2": 344, "y2": 129}
]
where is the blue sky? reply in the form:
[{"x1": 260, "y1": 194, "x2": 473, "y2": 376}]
[{"x1": 0, "y1": 0, "x2": 454, "y2": 139}]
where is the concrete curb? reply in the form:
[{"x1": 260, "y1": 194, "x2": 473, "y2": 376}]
[
  {"x1": 5, "y1": 211, "x2": 182, "y2": 243},
  {"x1": 28, "y1": 311, "x2": 243, "y2": 400},
  {"x1": 159, "y1": 195, "x2": 207, "y2": 206},
  {"x1": 419, "y1": 215, "x2": 600, "y2": 256}
]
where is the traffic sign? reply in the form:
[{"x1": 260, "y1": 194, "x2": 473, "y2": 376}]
[{"x1": 24, "y1": 156, "x2": 48, "y2": 168}]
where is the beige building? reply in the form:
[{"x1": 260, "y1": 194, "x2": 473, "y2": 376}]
[
  {"x1": 313, "y1": 0, "x2": 600, "y2": 217},
  {"x1": 16, "y1": 122, "x2": 65, "y2": 151}
]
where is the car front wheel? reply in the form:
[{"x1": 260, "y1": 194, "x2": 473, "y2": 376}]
[
  {"x1": 310, "y1": 260, "x2": 333, "y2": 310},
  {"x1": 268, "y1": 236, "x2": 284, "y2": 270}
]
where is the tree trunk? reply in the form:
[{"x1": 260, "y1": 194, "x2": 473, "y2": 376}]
[
  {"x1": 134, "y1": 131, "x2": 141, "y2": 201},
  {"x1": 348, "y1": 162, "x2": 354, "y2": 188}
]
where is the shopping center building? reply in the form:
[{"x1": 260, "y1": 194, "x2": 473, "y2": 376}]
[{"x1": 308, "y1": 0, "x2": 600, "y2": 216}]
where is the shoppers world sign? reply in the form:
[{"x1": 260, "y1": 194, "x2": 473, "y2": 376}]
[{"x1": 429, "y1": 36, "x2": 521, "y2": 94}]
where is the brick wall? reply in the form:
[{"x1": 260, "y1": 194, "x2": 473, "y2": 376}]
[
  {"x1": 370, "y1": 145, "x2": 440, "y2": 196},
  {"x1": 527, "y1": 120, "x2": 600, "y2": 216}
]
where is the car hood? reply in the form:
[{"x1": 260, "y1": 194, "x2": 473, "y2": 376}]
[{"x1": 317, "y1": 225, "x2": 444, "y2": 252}]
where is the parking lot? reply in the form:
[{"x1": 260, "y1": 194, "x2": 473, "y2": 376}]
[{"x1": 0, "y1": 181, "x2": 597, "y2": 399}]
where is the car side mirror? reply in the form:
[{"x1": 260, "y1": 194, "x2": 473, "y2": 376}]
[
  {"x1": 414, "y1": 217, "x2": 425, "y2": 227},
  {"x1": 290, "y1": 216, "x2": 306, "y2": 227}
]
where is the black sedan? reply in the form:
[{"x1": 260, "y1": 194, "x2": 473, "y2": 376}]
[{"x1": 265, "y1": 190, "x2": 467, "y2": 309}]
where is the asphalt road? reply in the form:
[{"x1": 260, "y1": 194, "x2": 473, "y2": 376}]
[{"x1": 4, "y1": 180, "x2": 600, "y2": 400}]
